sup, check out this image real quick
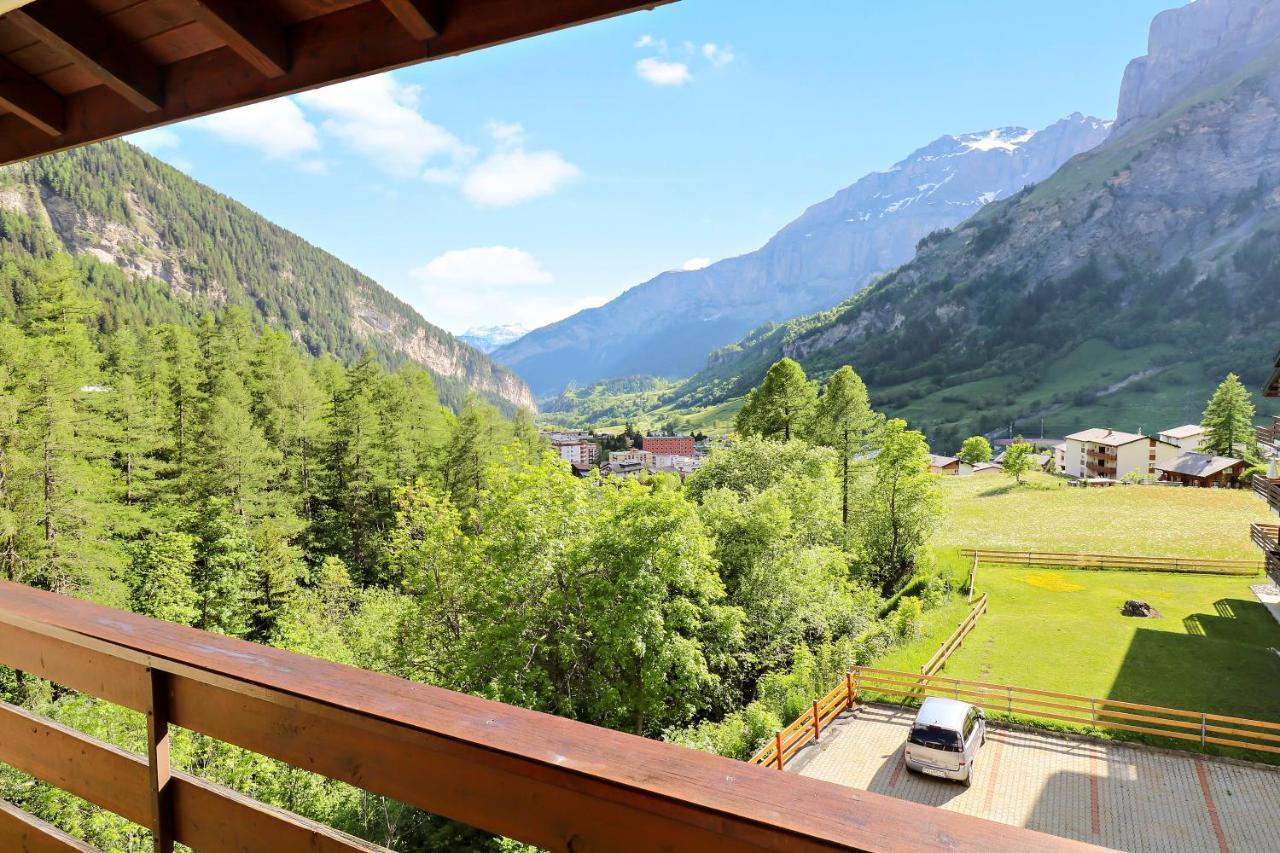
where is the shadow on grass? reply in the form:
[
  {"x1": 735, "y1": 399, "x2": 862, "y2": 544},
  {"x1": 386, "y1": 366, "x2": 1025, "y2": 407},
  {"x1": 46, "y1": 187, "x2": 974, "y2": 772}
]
[
  {"x1": 1109, "y1": 598, "x2": 1280, "y2": 719},
  {"x1": 976, "y1": 481, "x2": 1056, "y2": 498}
]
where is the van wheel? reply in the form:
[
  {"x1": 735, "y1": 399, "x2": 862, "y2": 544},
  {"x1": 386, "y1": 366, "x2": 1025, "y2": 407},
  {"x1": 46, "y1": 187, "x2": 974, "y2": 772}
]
[{"x1": 962, "y1": 771, "x2": 973, "y2": 788}]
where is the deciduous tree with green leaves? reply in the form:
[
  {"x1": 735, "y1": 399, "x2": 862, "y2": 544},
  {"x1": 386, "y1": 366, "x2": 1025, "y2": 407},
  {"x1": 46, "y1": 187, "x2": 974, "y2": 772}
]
[
  {"x1": 1002, "y1": 440, "x2": 1035, "y2": 484},
  {"x1": 957, "y1": 435, "x2": 992, "y2": 465}
]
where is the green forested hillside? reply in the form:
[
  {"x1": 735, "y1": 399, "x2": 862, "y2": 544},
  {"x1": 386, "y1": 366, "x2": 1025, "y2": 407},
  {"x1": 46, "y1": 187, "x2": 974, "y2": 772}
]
[{"x1": 0, "y1": 141, "x2": 533, "y2": 413}]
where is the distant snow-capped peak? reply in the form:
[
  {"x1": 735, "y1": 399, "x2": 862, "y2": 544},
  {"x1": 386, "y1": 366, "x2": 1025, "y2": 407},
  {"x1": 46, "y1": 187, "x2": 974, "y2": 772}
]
[
  {"x1": 459, "y1": 323, "x2": 529, "y2": 352},
  {"x1": 955, "y1": 127, "x2": 1037, "y2": 153}
]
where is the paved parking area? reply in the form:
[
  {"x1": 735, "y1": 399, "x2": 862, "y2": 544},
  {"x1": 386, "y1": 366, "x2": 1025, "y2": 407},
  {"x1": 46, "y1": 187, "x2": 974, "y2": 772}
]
[{"x1": 791, "y1": 703, "x2": 1280, "y2": 852}]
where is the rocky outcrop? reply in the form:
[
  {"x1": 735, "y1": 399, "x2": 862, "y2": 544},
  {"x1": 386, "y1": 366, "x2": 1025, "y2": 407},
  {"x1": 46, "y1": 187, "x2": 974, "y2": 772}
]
[
  {"x1": 1114, "y1": 0, "x2": 1280, "y2": 136},
  {"x1": 494, "y1": 114, "x2": 1110, "y2": 397}
]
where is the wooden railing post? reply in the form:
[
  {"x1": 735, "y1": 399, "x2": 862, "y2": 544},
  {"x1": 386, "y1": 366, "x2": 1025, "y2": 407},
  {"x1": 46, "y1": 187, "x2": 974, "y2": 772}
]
[
  {"x1": 845, "y1": 672, "x2": 854, "y2": 709},
  {"x1": 146, "y1": 668, "x2": 174, "y2": 853},
  {"x1": 813, "y1": 701, "x2": 821, "y2": 741},
  {"x1": 774, "y1": 731, "x2": 784, "y2": 771}
]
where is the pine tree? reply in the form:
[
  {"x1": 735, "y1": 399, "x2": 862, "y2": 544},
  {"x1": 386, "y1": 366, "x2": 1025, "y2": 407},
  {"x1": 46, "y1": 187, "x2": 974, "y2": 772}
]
[
  {"x1": 734, "y1": 358, "x2": 816, "y2": 441},
  {"x1": 442, "y1": 395, "x2": 503, "y2": 520},
  {"x1": 128, "y1": 532, "x2": 199, "y2": 625},
  {"x1": 809, "y1": 366, "x2": 879, "y2": 525},
  {"x1": 1201, "y1": 373, "x2": 1257, "y2": 460}
]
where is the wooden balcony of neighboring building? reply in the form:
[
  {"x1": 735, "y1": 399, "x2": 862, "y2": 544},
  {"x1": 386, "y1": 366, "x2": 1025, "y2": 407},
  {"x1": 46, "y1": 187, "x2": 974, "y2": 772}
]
[
  {"x1": 1256, "y1": 416, "x2": 1280, "y2": 449},
  {"x1": 1253, "y1": 476, "x2": 1280, "y2": 514},
  {"x1": 0, "y1": 581, "x2": 1093, "y2": 853},
  {"x1": 1250, "y1": 524, "x2": 1280, "y2": 587}
]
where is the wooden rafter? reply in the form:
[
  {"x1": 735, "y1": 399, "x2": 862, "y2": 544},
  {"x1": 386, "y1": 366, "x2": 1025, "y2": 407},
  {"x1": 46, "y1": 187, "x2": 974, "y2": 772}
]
[
  {"x1": 185, "y1": 0, "x2": 290, "y2": 79},
  {"x1": 7, "y1": 0, "x2": 164, "y2": 113},
  {"x1": 0, "y1": 52, "x2": 63, "y2": 135},
  {"x1": 380, "y1": 0, "x2": 444, "y2": 41},
  {"x1": 0, "y1": 0, "x2": 678, "y2": 166}
]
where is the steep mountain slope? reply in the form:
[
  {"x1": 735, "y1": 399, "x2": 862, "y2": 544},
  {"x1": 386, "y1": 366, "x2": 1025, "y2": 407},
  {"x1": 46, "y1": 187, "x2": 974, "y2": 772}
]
[
  {"x1": 672, "y1": 0, "x2": 1280, "y2": 449},
  {"x1": 494, "y1": 114, "x2": 1111, "y2": 397},
  {"x1": 0, "y1": 141, "x2": 535, "y2": 412}
]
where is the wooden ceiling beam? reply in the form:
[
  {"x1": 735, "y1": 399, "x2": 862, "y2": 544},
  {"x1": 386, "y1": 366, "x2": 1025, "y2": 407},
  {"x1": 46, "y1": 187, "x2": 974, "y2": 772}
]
[
  {"x1": 185, "y1": 0, "x2": 290, "y2": 78},
  {"x1": 0, "y1": 52, "x2": 63, "y2": 134},
  {"x1": 0, "y1": 0, "x2": 677, "y2": 166},
  {"x1": 7, "y1": 0, "x2": 165, "y2": 113},
  {"x1": 380, "y1": 0, "x2": 444, "y2": 41}
]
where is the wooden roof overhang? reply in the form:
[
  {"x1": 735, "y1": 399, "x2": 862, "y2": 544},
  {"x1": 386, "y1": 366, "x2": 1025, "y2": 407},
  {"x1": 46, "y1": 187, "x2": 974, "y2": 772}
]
[
  {"x1": 1265, "y1": 349, "x2": 1280, "y2": 397},
  {"x1": 0, "y1": 0, "x2": 674, "y2": 167}
]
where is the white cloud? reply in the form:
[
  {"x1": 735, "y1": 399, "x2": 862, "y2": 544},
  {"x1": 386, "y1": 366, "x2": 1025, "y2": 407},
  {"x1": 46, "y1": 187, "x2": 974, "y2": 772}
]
[
  {"x1": 487, "y1": 120, "x2": 527, "y2": 146},
  {"x1": 462, "y1": 148, "x2": 580, "y2": 207},
  {"x1": 192, "y1": 97, "x2": 319, "y2": 158},
  {"x1": 634, "y1": 34, "x2": 667, "y2": 51},
  {"x1": 127, "y1": 128, "x2": 181, "y2": 152},
  {"x1": 412, "y1": 246, "x2": 552, "y2": 287},
  {"x1": 681, "y1": 257, "x2": 712, "y2": 271},
  {"x1": 703, "y1": 42, "x2": 735, "y2": 68},
  {"x1": 409, "y1": 247, "x2": 602, "y2": 331},
  {"x1": 636, "y1": 57, "x2": 692, "y2": 86},
  {"x1": 297, "y1": 74, "x2": 472, "y2": 177}
]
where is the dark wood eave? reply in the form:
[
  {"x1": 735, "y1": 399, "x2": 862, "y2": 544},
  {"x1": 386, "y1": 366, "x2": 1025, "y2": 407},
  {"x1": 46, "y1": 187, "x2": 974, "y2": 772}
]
[
  {"x1": 1265, "y1": 349, "x2": 1280, "y2": 398},
  {"x1": 0, "y1": 0, "x2": 675, "y2": 167}
]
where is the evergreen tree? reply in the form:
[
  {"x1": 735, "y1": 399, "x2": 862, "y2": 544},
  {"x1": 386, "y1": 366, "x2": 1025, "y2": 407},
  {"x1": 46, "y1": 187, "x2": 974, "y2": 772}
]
[
  {"x1": 1201, "y1": 373, "x2": 1257, "y2": 460},
  {"x1": 809, "y1": 366, "x2": 879, "y2": 525},
  {"x1": 128, "y1": 532, "x2": 199, "y2": 625},
  {"x1": 734, "y1": 358, "x2": 816, "y2": 441}
]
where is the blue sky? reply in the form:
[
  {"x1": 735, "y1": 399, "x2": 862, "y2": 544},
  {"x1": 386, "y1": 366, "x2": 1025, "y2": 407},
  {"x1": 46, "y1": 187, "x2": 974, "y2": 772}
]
[{"x1": 128, "y1": 0, "x2": 1181, "y2": 336}]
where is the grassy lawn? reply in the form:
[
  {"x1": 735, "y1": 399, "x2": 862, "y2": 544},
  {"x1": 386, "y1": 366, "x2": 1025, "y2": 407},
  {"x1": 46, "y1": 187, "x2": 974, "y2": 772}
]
[
  {"x1": 876, "y1": 594, "x2": 974, "y2": 673},
  {"x1": 934, "y1": 472, "x2": 1272, "y2": 559},
  {"x1": 938, "y1": 564, "x2": 1280, "y2": 722}
]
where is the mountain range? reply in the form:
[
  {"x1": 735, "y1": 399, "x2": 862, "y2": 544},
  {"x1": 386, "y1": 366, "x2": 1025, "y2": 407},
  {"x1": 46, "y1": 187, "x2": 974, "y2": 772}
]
[
  {"x1": 460, "y1": 323, "x2": 529, "y2": 353},
  {"x1": 0, "y1": 141, "x2": 535, "y2": 413},
  {"x1": 494, "y1": 113, "x2": 1112, "y2": 398},
  {"x1": 669, "y1": 0, "x2": 1280, "y2": 449}
]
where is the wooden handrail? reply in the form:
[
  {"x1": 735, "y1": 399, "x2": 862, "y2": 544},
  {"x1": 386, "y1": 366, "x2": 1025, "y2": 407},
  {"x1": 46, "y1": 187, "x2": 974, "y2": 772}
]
[{"x1": 0, "y1": 582, "x2": 1093, "y2": 852}]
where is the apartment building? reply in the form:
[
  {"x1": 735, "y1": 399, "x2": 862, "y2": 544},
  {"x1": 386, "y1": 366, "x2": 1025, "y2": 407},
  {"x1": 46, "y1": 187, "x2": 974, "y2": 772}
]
[{"x1": 1062, "y1": 428, "x2": 1180, "y2": 480}]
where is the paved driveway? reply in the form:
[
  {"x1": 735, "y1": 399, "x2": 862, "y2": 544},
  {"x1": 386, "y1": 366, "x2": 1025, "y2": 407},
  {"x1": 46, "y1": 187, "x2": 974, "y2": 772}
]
[{"x1": 790, "y1": 703, "x2": 1280, "y2": 852}]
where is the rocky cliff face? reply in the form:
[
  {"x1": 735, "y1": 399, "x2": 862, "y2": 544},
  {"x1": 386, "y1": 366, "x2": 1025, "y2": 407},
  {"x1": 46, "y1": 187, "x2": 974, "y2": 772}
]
[
  {"x1": 0, "y1": 141, "x2": 536, "y2": 413},
  {"x1": 675, "y1": 0, "x2": 1280, "y2": 446},
  {"x1": 494, "y1": 114, "x2": 1110, "y2": 398},
  {"x1": 1114, "y1": 0, "x2": 1280, "y2": 135}
]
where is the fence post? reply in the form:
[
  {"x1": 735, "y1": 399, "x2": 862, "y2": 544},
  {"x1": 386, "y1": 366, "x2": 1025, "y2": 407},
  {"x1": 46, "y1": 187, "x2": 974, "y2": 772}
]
[
  {"x1": 1006, "y1": 685, "x2": 1012, "y2": 714},
  {"x1": 1201, "y1": 713, "x2": 1207, "y2": 750},
  {"x1": 813, "y1": 701, "x2": 821, "y2": 741},
  {"x1": 775, "y1": 731, "x2": 784, "y2": 770},
  {"x1": 968, "y1": 553, "x2": 978, "y2": 603},
  {"x1": 146, "y1": 668, "x2": 174, "y2": 853},
  {"x1": 846, "y1": 672, "x2": 854, "y2": 709},
  {"x1": 1090, "y1": 698, "x2": 1097, "y2": 726}
]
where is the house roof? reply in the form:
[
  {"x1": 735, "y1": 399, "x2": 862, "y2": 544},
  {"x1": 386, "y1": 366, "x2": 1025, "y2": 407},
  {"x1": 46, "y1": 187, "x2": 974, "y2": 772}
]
[
  {"x1": 1159, "y1": 424, "x2": 1207, "y2": 439},
  {"x1": 1065, "y1": 428, "x2": 1149, "y2": 447},
  {"x1": 971, "y1": 462, "x2": 1003, "y2": 472},
  {"x1": 1154, "y1": 452, "x2": 1244, "y2": 478},
  {"x1": 928, "y1": 454, "x2": 959, "y2": 467}
]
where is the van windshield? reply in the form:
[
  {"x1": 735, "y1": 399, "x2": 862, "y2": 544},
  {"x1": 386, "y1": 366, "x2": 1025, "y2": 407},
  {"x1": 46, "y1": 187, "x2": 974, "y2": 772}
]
[{"x1": 909, "y1": 724, "x2": 963, "y2": 752}]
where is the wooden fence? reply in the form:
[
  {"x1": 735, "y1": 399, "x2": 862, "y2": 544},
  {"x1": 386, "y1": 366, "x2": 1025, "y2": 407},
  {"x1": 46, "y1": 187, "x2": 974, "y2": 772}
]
[
  {"x1": 849, "y1": 666, "x2": 1280, "y2": 757},
  {"x1": 748, "y1": 673, "x2": 859, "y2": 771},
  {"x1": 920, "y1": 594, "x2": 988, "y2": 677},
  {"x1": 0, "y1": 581, "x2": 1084, "y2": 853},
  {"x1": 961, "y1": 548, "x2": 1261, "y2": 576},
  {"x1": 749, "y1": 664, "x2": 1280, "y2": 770}
]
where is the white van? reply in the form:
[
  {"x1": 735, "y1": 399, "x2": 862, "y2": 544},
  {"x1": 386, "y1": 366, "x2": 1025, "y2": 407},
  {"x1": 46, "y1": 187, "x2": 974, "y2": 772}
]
[{"x1": 903, "y1": 697, "x2": 986, "y2": 786}]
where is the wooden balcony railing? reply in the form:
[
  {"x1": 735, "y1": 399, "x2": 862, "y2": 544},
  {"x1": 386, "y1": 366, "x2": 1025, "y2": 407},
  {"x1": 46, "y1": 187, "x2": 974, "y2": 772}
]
[
  {"x1": 0, "y1": 581, "x2": 1092, "y2": 852},
  {"x1": 1250, "y1": 523, "x2": 1280, "y2": 553},
  {"x1": 1254, "y1": 476, "x2": 1280, "y2": 512},
  {"x1": 1257, "y1": 416, "x2": 1280, "y2": 448}
]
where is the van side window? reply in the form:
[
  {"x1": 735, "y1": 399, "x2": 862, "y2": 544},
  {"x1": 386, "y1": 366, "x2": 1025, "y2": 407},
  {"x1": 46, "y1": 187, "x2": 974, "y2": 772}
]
[{"x1": 962, "y1": 709, "x2": 977, "y2": 740}]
